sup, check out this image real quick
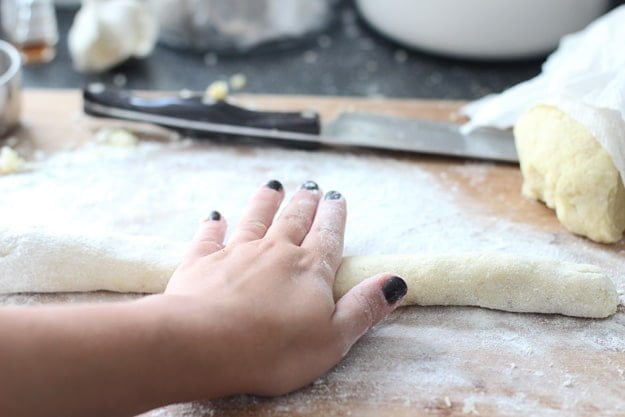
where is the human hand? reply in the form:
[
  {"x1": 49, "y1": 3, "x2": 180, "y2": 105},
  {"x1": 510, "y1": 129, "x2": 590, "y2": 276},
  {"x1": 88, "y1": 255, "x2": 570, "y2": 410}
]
[{"x1": 163, "y1": 180, "x2": 407, "y2": 397}]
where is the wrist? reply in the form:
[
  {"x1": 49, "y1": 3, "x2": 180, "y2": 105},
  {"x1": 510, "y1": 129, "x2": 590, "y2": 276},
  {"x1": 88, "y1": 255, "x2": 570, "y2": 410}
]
[{"x1": 140, "y1": 294, "x2": 249, "y2": 400}]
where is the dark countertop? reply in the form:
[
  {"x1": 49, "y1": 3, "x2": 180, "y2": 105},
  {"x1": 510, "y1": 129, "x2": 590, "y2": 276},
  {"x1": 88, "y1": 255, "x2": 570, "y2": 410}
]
[{"x1": 21, "y1": 2, "x2": 619, "y2": 100}]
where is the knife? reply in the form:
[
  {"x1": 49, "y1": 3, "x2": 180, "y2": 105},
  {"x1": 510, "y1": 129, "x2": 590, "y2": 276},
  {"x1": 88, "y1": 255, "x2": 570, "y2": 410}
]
[{"x1": 82, "y1": 85, "x2": 518, "y2": 162}]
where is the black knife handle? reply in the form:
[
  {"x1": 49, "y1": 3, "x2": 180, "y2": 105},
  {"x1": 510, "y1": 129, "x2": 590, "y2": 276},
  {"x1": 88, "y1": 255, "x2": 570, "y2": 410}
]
[{"x1": 82, "y1": 86, "x2": 323, "y2": 149}]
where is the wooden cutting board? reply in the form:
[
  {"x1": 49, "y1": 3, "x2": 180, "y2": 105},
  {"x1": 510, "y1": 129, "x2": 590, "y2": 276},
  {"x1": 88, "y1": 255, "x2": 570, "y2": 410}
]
[{"x1": 5, "y1": 90, "x2": 625, "y2": 416}]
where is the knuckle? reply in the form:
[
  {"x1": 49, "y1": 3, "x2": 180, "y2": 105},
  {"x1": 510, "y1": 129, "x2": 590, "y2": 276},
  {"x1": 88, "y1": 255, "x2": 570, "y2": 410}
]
[
  {"x1": 313, "y1": 224, "x2": 337, "y2": 236},
  {"x1": 314, "y1": 258, "x2": 335, "y2": 277},
  {"x1": 258, "y1": 238, "x2": 298, "y2": 257},
  {"x1": 282, "y1": 212, "x2": 307, "y2": 223},
  {"x1": 258, "y1": 237, "x2": 280, "y2": 251},
  {"x1": 242, "y1": 219, "x2": 268, "y2": 236},
  {"x1": 200, "y1": 241, "x2": 223, "y2": 253},
  {"x1": 280, "y1": 213, "x2": 310, "y2": 233}
]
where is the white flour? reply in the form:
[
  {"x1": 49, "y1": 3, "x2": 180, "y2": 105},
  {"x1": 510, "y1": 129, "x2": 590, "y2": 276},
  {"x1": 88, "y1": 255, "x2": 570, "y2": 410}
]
[{"x1": 0, "y1": 137, "x2": 623, "y2": 416}]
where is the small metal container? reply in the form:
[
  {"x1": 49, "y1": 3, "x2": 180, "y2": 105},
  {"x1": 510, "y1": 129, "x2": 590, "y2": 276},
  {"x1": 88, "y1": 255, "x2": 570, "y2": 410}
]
[
  {"x1": 149, "y1": 0, "x2": 337, "y2": 53},
  {"x1": 0, "y1": 40, "x2": 21, "y2": 136}
]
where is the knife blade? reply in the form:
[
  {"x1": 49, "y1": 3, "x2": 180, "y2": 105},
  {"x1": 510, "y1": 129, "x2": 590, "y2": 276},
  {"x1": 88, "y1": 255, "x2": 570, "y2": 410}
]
[{"x1": 82, "y1": 85, "x2": 518, "y2": 162}]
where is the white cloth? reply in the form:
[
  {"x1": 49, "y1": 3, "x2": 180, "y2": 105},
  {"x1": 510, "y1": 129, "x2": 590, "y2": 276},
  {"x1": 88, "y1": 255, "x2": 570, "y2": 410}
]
[{"x1": 462, "y1": 5, "x2": 625, "y2": 182}]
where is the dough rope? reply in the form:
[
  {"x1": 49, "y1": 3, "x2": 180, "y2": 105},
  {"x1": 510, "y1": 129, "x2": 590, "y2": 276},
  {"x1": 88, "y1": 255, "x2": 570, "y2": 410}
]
[
  {"x1": 336, "y1": 254, "x2": 617, "y2": 319},
  {"x1": 0, "y1": 226, "x2": 618, "y2": 318}
]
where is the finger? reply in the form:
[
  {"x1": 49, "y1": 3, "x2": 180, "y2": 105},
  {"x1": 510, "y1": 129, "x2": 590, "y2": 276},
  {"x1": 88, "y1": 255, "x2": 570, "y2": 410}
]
[
  {"x1": 267, "y1": 181, "x2": 322, "y2": 245},
  {"x1": 229, "y1": 180, "x2": 284, "y2": 245},
  {"x1": 301, "y1": 191, "x2": 346, "y2": 278},
  {"x1": 185, "y1": 211, "x2": 227, "y2": 259},
  {"x1": 332, "y1": 274, "x2": 407, "y2": 355}
]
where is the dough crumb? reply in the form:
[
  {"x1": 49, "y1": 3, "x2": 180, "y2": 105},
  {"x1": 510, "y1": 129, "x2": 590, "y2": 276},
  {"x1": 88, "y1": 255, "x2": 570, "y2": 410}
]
[
  {"x1": 510, "y1": 363, "x2": 517, "y2": 370},
  {"x1": 204, "y1": 81, "x2": 229, "y2": 102},
  {"x1": 462, "y1": 398, "x2": 480, "y2": 415},
  {"x1": 229, "y1": 73, "x2": 247, "y2": 91},
  {"x1": 178, "y1": 89, "x2": 194, "y2": 99},
  {"x1": 95, "y1": 128, "x2": 139, "y2": 148},
  {"x1": 444, "y1": 396, "x2": 452, "y2": 408},
  {"x1": 0, "y1": 146, "x2": 25, "y2": 175},
  {"x1": 562, "y1": 376, "x2": 574, "y2": 387}
]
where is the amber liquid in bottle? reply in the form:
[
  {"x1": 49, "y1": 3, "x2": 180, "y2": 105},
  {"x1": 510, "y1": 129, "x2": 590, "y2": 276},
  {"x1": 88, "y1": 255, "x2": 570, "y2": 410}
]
[
  {"x1": 17, "y1": 40, "x2": 56, "y2": 64},
  {"x1": 2, "y1": 0, "x2": 59, "y2": 65}
]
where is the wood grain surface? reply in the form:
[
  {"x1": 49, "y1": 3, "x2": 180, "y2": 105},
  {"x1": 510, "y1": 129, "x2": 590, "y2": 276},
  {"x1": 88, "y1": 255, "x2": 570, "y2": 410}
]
[{"x1": 4, "y1": 90, "x2": 625, "y2": 416}]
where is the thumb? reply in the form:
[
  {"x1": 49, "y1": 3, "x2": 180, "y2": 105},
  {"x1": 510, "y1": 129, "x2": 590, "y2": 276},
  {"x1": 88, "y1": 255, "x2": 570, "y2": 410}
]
[{"x1": 332, "y1": 274, "x2": 407, "y2": 353}]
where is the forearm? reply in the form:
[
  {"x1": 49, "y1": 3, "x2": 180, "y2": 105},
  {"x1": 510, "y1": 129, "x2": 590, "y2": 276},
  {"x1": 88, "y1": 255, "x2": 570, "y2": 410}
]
[{"x1": 0, "y1": 295, "x2": 233, "y2": 417}]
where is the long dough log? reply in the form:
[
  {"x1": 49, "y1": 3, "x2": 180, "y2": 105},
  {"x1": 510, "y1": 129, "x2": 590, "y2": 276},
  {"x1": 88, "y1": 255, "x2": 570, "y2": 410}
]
[
  {"x1": 336, "y1": 255, "x2": 617, "y2": 318},
  {"x1": 0, "y1": 226, "x2": 618, "y2": 318}
]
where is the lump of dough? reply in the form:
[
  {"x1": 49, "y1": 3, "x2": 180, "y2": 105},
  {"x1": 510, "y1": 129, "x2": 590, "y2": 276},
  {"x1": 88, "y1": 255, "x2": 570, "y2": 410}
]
[
  {"x1": 95, "y1": 127, "x2": 139, "y2": 148},
  {"x1": 335, "y1": 253, "x2": 618, "y2": 318},
  {"x1": 0, "y1": 146, "x2": 25, "y2": 175},
  {"x1": 68, "y1": 0, "x2": 158, "y2": 73},
  {"x1": 514, "y1": 104, "x2": 625, "y2": 243},
  {"x1": 204, "y1": 81, "x2": 229, "y2": 102}
]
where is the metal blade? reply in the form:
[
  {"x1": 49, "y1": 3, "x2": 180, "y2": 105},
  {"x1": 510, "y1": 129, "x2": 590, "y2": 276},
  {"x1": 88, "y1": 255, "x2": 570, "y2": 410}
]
[{"x1": 322, "y1": 112, "x2": 518, "y2": 162}]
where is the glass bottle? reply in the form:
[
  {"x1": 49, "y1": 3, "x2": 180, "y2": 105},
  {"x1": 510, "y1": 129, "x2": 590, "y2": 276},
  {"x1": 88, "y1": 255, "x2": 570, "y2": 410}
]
[{"x1": 1, "y1": 0, "x2": 59, "y2": 64}]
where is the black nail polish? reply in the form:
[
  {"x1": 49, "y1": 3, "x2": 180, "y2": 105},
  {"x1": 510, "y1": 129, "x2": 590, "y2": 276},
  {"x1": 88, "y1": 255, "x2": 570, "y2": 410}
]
[
  {"x1": 265, "y1": 180, "x2": 283, "y2": 192},
  {"x1": 301, "y1": 181, "x2": 319, "y2": 191},
  {"x1": 324, "y1": 191, "x2": 342, "y2": 200},
  {"x1": 382, "y1": 276, "x2": 407, "y2": 305},
  {"x1": 207, "y1": 211, "x2": 221, "y2": 221}
]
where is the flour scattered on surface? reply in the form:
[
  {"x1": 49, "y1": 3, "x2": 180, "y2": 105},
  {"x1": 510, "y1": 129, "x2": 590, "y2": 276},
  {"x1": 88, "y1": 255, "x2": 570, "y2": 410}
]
[
  {"x1": 462, "y1": 398, "x2": 480, "y2": 415},
  {"x1": 1, "y1": 137, "x2": 624, "y2": 416}
]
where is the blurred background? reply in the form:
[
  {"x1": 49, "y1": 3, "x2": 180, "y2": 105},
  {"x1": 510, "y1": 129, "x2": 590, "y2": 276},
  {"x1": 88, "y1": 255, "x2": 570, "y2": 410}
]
[{"x1": 7, "y1": 0, "x2": 625, "y2": 99}]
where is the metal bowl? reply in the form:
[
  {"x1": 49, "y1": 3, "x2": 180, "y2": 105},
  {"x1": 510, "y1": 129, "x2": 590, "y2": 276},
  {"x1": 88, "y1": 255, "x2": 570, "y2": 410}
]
[
  {"x1": 0, "y1": 40, "x2": 21, "y2": 136},
  {"x1": 149, "y1": 0, "x2": 337, "y2": 53}
]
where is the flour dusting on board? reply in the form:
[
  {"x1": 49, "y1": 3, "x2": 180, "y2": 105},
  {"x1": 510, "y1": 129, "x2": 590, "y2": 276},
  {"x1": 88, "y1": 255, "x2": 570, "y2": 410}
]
[{"x1": 0, "y1": 137, "x2": 624, "y2": 415}]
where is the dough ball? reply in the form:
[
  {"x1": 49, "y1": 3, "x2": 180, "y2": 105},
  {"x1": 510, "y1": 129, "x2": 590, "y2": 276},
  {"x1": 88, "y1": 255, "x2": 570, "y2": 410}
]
[{"x1": 514, "y1": 104, "x2": 625, "y2": 243}]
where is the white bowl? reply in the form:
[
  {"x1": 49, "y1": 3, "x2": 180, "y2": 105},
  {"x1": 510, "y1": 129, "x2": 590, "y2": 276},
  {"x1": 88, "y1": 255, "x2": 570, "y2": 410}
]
[{"x1": 356, "y1": 0, "x2": 610, "y2": 60}]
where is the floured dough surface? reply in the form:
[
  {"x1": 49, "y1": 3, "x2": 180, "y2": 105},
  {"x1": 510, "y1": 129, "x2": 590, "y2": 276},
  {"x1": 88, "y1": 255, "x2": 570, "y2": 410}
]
[
  {"x1": 336, "y1": 254, "x2": 617, "y2": 318},
  {"x1": 514, "y1": 104, "x2": 625, "y2": 243},
  {"x1": 0, "y1": 226, "x2": 617, "y2": 318},
  {"x1": 0, "y1": 225, "x2": 186, "y2": 294}
]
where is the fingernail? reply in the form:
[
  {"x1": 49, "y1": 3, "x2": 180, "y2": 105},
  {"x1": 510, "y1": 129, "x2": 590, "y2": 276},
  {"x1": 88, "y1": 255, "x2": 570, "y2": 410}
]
[
  {"x1": 301, "y1": 180, "x2": 319, "y2": 191},
  {"x1": 324, "y1": 191, "x2": 342, "y2": 200},
  {"x1": 265, "y1": 180, "x2": 283, "y2": 192},
  {"x1": 382, "y1": 276, "x2": 407, "y2": 305},
  {"x1": 207, "y1": 211, "x2": 221, "y2": 221}
]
